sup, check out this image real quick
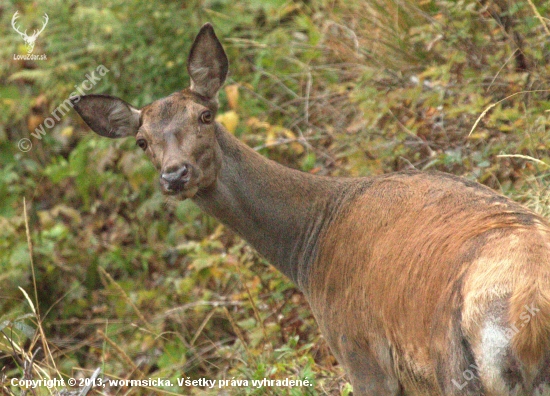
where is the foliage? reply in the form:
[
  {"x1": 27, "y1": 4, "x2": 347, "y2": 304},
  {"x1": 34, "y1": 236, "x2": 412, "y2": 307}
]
[{"x1": 1, "y1": 0, "x2": 550, "y2": 394}]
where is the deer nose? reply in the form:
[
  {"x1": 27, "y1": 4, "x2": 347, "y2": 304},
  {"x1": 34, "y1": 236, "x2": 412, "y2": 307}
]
[{"x1": 161, "y1": 164, "x2": 191, "y2": 185}]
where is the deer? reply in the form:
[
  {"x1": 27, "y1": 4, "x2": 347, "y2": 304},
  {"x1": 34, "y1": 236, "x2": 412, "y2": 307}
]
[
  {"x1": 11, "y1": 11, "x2": 48, "y2": 54},
  {"x1": 71, "y1": 23, "x2": 550, "y2": 395}
]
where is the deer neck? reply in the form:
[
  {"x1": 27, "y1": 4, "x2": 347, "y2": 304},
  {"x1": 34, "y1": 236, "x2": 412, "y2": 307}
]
[{"x1": 192, "y1": 125, "x2": 352, "y2": 290}]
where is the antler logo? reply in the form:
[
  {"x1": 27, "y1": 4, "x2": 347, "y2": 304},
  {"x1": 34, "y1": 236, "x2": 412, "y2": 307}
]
[{"x1": 11, "y1": 11, "x2": 49, "y2": 54}]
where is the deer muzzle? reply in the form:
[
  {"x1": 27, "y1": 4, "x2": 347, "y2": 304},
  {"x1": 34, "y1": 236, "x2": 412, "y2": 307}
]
[{"x1": 160, "y1": 163, "x2": 197, "y2": 197}]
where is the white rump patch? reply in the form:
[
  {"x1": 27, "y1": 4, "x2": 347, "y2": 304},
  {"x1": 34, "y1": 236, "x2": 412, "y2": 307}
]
[{"x1": 477, "y1": 320, "x2": 511, "y2": 394}]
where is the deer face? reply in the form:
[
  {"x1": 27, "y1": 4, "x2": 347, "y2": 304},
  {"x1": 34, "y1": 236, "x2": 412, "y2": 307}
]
[
  {"x1": 137, "y1": 90, "x2": 223, "y2": 198},
  {"x1": 71, "y1": 23, "x2": 228, "y2": 199}
]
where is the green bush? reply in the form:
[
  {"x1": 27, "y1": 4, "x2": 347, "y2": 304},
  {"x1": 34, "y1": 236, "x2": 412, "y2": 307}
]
[{"x1": 1, "y1": 0, "x2": 549, "y2": 394}]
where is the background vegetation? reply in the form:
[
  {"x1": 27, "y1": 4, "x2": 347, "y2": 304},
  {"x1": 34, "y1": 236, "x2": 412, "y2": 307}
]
[{"x1": 1, "y1": 0, "x2": 550, "y2": 394}]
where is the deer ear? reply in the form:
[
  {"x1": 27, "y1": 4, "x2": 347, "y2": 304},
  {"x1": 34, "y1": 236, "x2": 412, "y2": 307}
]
[
  {"x1": 71, "y1": 95, "x2": 140, "y2": 138},
  {"x1": 187, "y1": 23, "x2": 229, "y2": 99}
]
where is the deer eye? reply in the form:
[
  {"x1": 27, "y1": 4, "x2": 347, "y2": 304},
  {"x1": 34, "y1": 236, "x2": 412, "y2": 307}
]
[
  {"x1": 136, "y1": 138, "x2": 148, "y2": 151},
  {"x1": 200, "y1": 110, "x2": 213, "y2": 124}
]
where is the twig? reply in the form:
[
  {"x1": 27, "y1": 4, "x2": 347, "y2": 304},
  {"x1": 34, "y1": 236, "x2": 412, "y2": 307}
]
[
  {"x1": 526, "y1": 0, "x2": 550, "y2": 36},
  {"x1": 487, "y1": 49, "x2": 518, "y2": 92},
  {"x1": 161, "y1": 300, "x2": 243, "y2": 318},
  {"x1": 1, "y1": 330, "x2": 25, "y2": 367},
  {"x1": 23, "y1": 198, "x2": 40, "y2": 336},
  {"x1": 190, "y1": 309, "x2": 216, "y2": 347},
  {"x1": 22, "y1": 348, "x2": 41, "y2": 396},
  {"x1": 497, "y1": 154, "x2": 550, "y2": 168},
  {"x1": 234, "y1": 265, "x2": 268, "y2": 352},
  {"x1": 78, "y1": 367, "x2": 101, "y2": 396},
  {"x1": 304, "y1": 69, "x2": 312, "y2": 127},
  {"x1": 469, "y1": 90, "x2": 549, "y2": 136},
  {"x1": 97, "y1": 266, "x2": 153, "y2": 332},
  {"x1": 97, "y1": 329, "x2": 144, "y2": 378},
  {"x1": 387, "y1": 108, "x2": 435, "y2": 156},
  {"x1": 25, "y1": 348, "x2": 42, "y2": 380},
  {"x1": 23, "y1": 198, "x2": 57, "y2": 371},
  {"x1": 253, "y1": 137, "x2": 304, "y2": 151},
  {"x1": 223, "y1": 307, "x2": 254, "y2": 363}
]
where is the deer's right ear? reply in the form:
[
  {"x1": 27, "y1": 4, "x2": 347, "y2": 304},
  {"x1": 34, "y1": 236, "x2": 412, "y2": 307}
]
[
  {"x1": 187, "y1": 23, "x2": 229, "y2": 99},
  {"x1": 71, "y1": 95, "x2": 141, "y2": 138}
]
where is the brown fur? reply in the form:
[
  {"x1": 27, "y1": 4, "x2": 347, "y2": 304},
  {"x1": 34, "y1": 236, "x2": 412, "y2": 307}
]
[{"x1": 309, "y1": 172, "x2": 550, "y2": 394}]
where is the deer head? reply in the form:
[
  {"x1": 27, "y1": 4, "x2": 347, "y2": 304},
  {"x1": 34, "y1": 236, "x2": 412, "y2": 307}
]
[
  {"x1": 71, "y1": 23, "x2": 229, "y2": 199},
  {"x1": 12, "y1": 11, "x2": 49, "y2": 54}
]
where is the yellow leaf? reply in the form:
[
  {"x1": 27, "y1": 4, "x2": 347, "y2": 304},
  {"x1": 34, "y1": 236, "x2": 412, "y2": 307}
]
[
  {"x1": 266, "y1": 129, "x2": 277, "y2": 146},
  {"x1": 225, "y1": 84, "x2": 239, "y2": 110},
  {"x1": 279, "y1": 127, "x2": 296, "y2": 139},
  {"x1": 216, "y1": 110, "x2": 239, "y2": 134},
  {"x1": 246, "y1": 117, "x2": 271, "y2": 130},
  {"x1": 61, "y1": 126, "x2": 73, "y2": 137},
  {"x1": 513, "y1": 119, "x2": 525, "y2": 127},
  {"x1": 52, "y1": 204, "x2": 82, "y2": 224},
  {"x1": 276, "y1": 127, "x2": 303, "y2": 154},
  {"x1": 37, "y1": 210, "x2": 55, "y2": 229},
  {"x1": 141, "y1": 334, "x2": 156, "y2": 351},
  {"x1": 291, "y1": 142, "x2": 304, "y2": 155}
]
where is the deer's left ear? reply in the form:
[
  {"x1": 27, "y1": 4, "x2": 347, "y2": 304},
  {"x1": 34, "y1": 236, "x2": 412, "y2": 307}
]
[
  {"x1": 71, "y1": 95, "x2": 141, "y2": 138},
  {"x1": 187, "y1": 23, "x2": 229, "y2": 99}
]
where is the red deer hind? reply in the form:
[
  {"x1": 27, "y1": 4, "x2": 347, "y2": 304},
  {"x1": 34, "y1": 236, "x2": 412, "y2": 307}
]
[{"x1": 71, "y1": 24, "x2": 550, "y2": 395}]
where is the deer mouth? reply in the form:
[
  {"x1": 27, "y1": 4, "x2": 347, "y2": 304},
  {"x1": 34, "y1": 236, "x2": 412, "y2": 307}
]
[
  {"x1": 160, "y1": 180, "x2": 199, "y2": 199},
  {"x1": 176, "y1": 186, "x2": 199, "y2": 199}
]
